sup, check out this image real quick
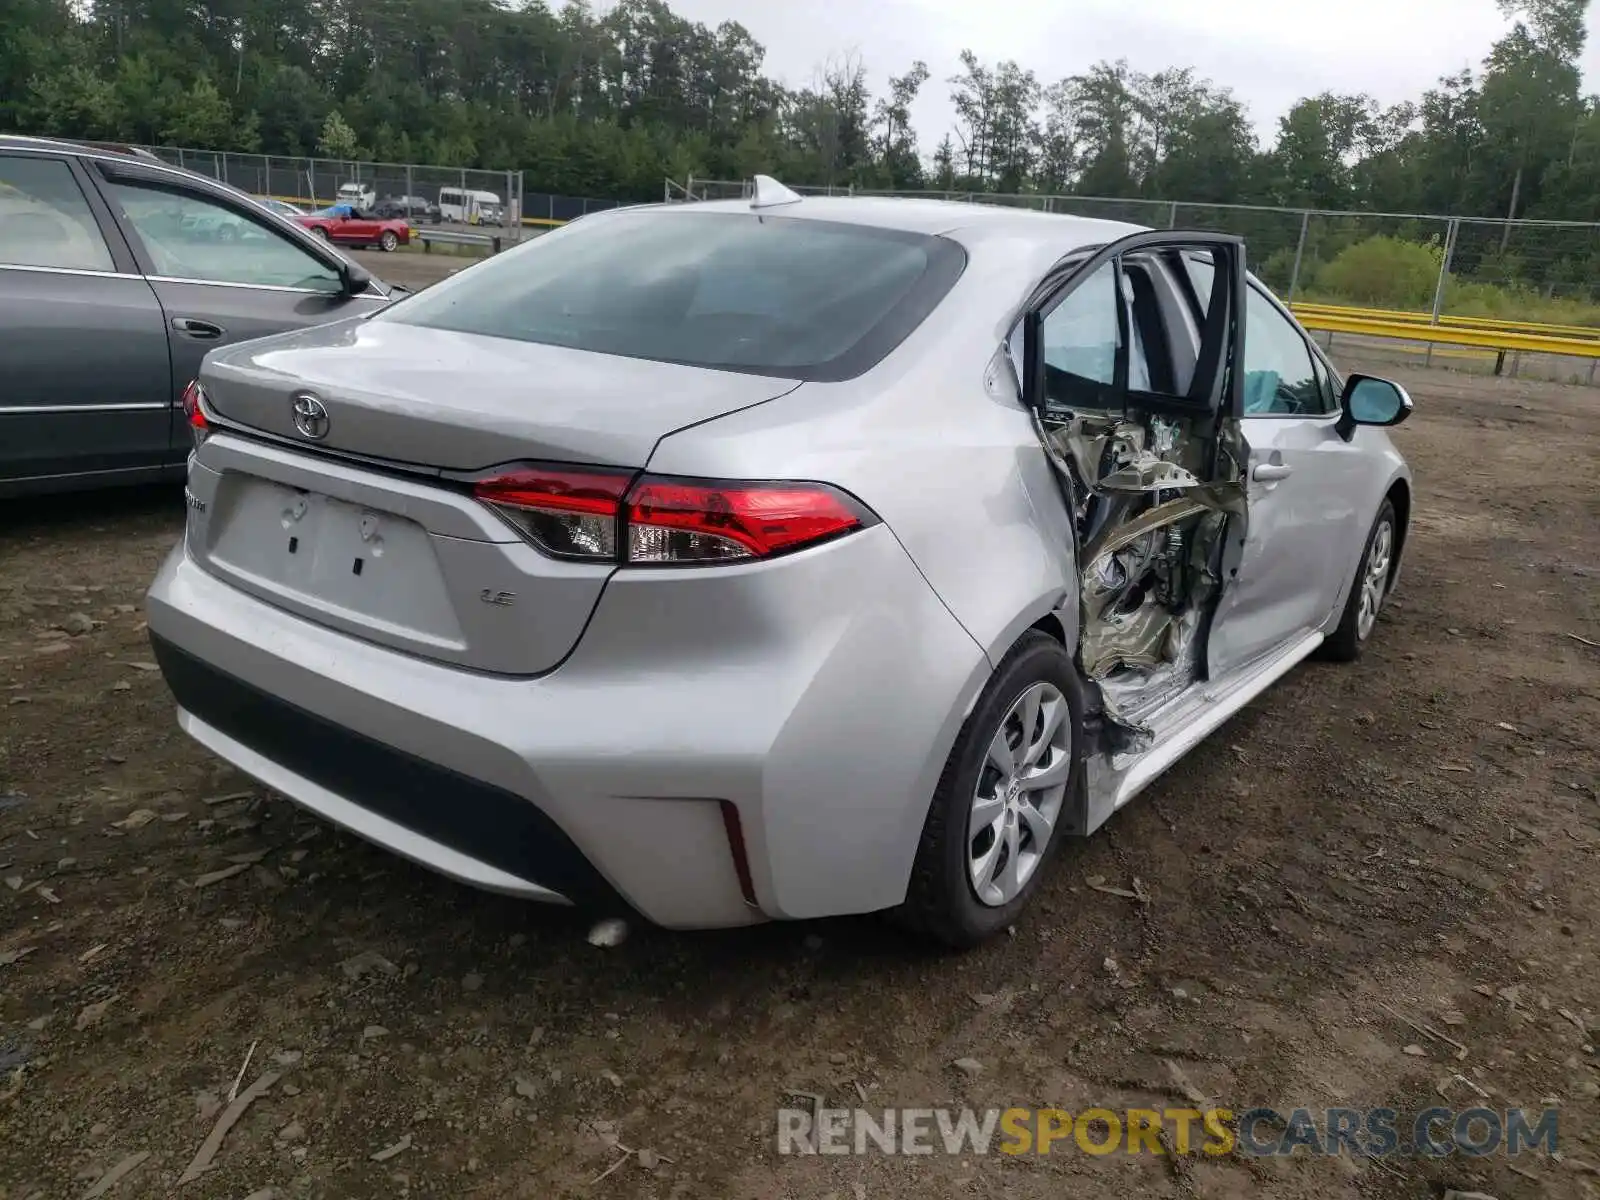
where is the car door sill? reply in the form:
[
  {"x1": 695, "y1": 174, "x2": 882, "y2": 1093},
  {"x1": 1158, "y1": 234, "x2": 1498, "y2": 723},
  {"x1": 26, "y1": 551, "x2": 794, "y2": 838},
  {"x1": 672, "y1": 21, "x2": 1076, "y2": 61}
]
[{"x1": 1082, "y1": 629, "x2": 1324, "y2": 833}]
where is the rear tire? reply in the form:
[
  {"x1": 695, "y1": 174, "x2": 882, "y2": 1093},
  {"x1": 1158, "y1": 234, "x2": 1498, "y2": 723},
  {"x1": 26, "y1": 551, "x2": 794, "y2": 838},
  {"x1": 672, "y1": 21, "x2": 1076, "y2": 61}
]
[
  {"x1": 1320, "y1": 499, "x2": 1397, "y2": 663},
  {"x1": 379, "y1": 230, "x2": 399, "y2": 252},
  {"x1": 896, "y1": 631, "x2": 1084, "y2": 949}
]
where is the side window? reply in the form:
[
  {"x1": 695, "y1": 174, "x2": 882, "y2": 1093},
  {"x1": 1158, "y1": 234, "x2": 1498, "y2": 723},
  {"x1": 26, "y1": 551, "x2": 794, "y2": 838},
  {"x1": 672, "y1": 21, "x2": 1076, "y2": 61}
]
[
  {"x1": 1030, "y1": 262, "x2": 1154, "y2": 410},
  {"x1": 104, "y1": 180, "x2": 341, "y2": 292},
  {"x1": 0, "y1": 155, "x2": 115, "y2": 272},
  {"x1": 1179, "y1": 251, "x2": 1214, "y2": 319},
  {"x1": 1242, "y1": 286, "x2": 1326, "y2": 416}
]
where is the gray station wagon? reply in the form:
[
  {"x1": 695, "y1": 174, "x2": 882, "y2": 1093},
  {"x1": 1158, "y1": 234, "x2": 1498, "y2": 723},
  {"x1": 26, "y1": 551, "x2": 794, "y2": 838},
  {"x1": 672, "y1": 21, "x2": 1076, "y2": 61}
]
[{"x1": 0, "y1": 136, "x2": 399, "y2": 497}]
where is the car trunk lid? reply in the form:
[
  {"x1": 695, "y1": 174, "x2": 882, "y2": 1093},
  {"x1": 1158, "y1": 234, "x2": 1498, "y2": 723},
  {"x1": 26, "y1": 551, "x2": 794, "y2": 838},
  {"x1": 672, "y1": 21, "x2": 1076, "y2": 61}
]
[
  {"x1": 199, "y1": 317, "x2": 801, "y2": 471},
  {"x1": 188, "y1": 324, "x2": 800, "y2": 675}
]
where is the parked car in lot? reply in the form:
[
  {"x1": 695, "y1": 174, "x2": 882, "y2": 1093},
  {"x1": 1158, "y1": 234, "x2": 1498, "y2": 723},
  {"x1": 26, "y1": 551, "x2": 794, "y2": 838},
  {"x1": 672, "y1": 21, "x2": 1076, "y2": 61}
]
[
  {"x1": 295, "y1": 204, "x2": 410, "y2": 251},
  {"x1": 0, "y1": 135, "x2": 400, "y2": 497},
  {"x1": 258, "y1": 197, "x2": 306, "y2": 217},
  {"x1": 374, "y1": 194, "x2": 440, "y2": 223},
  {"x1": 146, "y1": 178, "x2": 1414, "y2": 946},
  {"x1": 335, "y1": 181, "x2": 376, "y2": 209},
  {"x1": 177, "y1": 206, "x2": 252, "y2": 241}
]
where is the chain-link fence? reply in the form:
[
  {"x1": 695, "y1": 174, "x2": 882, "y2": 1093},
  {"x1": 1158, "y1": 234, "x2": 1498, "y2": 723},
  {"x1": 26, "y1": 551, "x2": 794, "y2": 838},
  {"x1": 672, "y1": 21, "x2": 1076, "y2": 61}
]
[
  {"x1": 148, "y1": 146, "x2": 637, "y2": 235},
  {"x1": 141, "y1": 147, "x2": 528, "y2": 238},
  {"x1": 675, "y1": 177, "x2": 1600, "y2": 325},
  {"x1": 521, "y1": 190, "x2": 627, "y2": 223}
]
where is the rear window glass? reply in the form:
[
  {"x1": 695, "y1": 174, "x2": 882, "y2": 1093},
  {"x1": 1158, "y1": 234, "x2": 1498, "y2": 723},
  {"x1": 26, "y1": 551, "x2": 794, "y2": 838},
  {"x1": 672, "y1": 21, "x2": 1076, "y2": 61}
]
[{"x1": 379, "y1": 210, "x2": 966, "y2": 381}]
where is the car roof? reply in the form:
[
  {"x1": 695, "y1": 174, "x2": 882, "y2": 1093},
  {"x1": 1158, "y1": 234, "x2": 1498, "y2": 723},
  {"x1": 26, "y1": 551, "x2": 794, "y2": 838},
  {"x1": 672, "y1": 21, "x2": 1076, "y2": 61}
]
[
  {"x1": 0, "y1": 135, "x2": 162, "y2": 161},
  {"x1": 620, "y1": 194, "x2": 1148, "y2": 257},
  {"x1": 0, "y1": 135, "x2": 231, "y2": 193}
]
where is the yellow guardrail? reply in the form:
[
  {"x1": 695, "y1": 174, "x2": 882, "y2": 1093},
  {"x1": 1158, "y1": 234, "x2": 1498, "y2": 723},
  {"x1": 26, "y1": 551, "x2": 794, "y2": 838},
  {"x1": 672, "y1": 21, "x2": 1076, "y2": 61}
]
[
  {"x1": 1292, "y1": 306, "x2": 1600, "y2": 360},
  {"x1": 1291, "y1": 302, "x2": 1600, "y2": 341}
]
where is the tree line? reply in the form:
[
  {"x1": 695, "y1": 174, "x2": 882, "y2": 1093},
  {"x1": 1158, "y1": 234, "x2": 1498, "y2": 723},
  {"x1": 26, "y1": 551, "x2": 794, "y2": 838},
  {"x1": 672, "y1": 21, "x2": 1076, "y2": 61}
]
[{"x1": 1, "y1": 0, "x2": 1595, "y2": 224}]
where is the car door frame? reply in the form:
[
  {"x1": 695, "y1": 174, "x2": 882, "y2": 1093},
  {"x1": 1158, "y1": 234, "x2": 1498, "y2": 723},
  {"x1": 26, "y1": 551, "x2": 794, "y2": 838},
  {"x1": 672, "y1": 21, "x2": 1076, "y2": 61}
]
[
  {"x1": 78, "y1": 156, "x2": 393, "y2": 458},
  {"x1": 81, "y1": 156, "x2": 382, "y2": 295},
  {"x1": 1200, "y1": 277, "x2": 1376, "y2": 676},
  {"x1": 0, "y1": 145, "x2": 178, "y2": 490},
  {"x1": 1012, "y1": 229, "x2": 1257, "y2": 696},
  {"x1": 1018, "y1": 229, "x2": 1246, "y2": 424}
]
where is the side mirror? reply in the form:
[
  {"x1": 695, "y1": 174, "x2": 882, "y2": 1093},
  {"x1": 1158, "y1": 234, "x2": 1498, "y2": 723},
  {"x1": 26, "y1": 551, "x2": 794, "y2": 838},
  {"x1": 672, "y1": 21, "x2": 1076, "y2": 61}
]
[
  {"x1": 1337, "y1": 374, "x2": 1413, "y2": 440},
  {"x1": 339, "y1": 260, "x2": 372, "y2": 297}
]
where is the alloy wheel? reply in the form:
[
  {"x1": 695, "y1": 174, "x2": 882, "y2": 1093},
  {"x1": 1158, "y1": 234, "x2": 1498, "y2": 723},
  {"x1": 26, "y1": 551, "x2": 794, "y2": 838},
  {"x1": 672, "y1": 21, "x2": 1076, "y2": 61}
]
[
  {"x1": 967, "y1": 682, "x2": 1072, "y2": 907},
  {"x1": 1356, "y1": 518, "x2": 1393, "y2": 641}
]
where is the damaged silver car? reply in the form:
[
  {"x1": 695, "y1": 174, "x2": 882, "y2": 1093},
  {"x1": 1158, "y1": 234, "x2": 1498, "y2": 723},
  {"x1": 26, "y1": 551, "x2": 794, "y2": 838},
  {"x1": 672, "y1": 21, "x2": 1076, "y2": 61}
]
[{"x1": 146, "y1": 180, "x2": 1413, "y2": 948}]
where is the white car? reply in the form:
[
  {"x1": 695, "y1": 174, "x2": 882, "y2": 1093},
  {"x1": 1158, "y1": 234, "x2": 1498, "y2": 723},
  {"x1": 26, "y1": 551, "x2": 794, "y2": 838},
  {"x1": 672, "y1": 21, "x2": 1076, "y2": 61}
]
[
  {"x1": 336, "y1": 182, "x2": 376, "y2": 209},
  {"x1": 146, "y1": 179, "x2": 1415, "y2": 946}
]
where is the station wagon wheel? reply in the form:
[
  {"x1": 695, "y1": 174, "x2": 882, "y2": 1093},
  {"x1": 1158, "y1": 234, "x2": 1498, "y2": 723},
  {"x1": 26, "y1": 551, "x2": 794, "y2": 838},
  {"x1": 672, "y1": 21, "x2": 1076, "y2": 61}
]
[
  {"x1": 379, "y1": 229, "x2": 399, "y2": 252},
  {"x1": 897, "y1": 631, "x2": 1084, "y2": 949},
  {"x1": 1321, "y1": 498, "x2": 1398, "y2": 663}
]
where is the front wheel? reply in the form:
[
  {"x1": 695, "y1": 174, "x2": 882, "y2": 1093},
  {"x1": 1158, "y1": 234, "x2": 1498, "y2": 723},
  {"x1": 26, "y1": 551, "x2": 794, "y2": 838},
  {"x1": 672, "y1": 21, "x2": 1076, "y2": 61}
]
[
  {"x1": 311, "y1": 226, "x2": 330, "y2": 241},
  {"x1": 379, "y1": 230, "x2": 399, "y2": 252},
  {"x1": 896, "y1": 631, "x2": 1084, "y2": 949},
  {"x1": 1320, "y1": 499, "x2": 1397, "y2": 663}
]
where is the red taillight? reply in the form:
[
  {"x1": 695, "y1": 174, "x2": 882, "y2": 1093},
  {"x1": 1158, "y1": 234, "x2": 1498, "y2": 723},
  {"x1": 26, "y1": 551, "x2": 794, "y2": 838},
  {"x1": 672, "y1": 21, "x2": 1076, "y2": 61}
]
[
  {"x1": 474, "y1": 466, "x2": 874, "y2": 565},
  {"x1": 625, "y1": 476, "x2": 868, "y2": 563},
  {"x1": 181, "y1": 379, "x2": 210, "y2": 445}
]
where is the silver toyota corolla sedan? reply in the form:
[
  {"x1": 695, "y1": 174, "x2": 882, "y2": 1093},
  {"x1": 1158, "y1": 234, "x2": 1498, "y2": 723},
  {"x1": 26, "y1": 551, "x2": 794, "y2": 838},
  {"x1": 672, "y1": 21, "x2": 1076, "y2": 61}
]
[{"x1": 146, "y1": 179, "x2": 1413, "y2": 947}]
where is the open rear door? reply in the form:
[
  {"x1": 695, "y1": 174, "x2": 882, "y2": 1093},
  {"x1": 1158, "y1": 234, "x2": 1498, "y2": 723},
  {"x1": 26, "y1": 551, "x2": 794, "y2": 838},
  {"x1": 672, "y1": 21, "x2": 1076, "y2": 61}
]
[{"x1": 1017, "y1": 230, "x2": 1249, "y2": 741}]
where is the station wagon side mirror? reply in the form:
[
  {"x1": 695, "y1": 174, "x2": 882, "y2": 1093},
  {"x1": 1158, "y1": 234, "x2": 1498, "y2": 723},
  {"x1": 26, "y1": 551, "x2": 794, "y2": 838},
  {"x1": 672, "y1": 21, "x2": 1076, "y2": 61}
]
[
  {"x1": 1336, "y1": 374, "x2": 1413, "y2": 441},
  {"x1": 339, "y1": 260, "x2": 373, "y2": 298}
]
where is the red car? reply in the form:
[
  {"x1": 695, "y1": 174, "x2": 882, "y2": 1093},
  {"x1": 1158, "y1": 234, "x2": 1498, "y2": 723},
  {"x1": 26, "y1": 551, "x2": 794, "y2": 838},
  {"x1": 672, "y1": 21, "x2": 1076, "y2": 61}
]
[{"x1": 295, "y1": 205, "x2": 410, "y2": 252}]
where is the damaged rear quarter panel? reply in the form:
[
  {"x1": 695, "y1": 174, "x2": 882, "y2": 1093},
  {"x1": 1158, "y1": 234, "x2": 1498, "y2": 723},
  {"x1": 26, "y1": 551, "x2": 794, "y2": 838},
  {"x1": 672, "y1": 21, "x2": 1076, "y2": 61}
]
[{"x1": 640, "y1": 246, "x2": 1085, "y2": 672}]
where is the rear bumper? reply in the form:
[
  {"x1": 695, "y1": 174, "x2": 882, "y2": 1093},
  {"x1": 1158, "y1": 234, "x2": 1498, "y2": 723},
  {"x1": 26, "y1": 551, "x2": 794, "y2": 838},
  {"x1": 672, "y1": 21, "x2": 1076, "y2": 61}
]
[
  {"x1": 152, "y1": 636, "x2": 611, "y2": 908},
  {"x1": 145, "y1": 525, "x2": 989, "y2": 929}
]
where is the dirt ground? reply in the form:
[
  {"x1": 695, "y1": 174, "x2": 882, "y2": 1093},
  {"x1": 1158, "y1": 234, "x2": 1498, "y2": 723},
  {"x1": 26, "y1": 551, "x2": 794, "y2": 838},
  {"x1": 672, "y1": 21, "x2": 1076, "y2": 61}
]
[{"x1": 2, "y1": 326, "x2": 1598, "y2": 1199}]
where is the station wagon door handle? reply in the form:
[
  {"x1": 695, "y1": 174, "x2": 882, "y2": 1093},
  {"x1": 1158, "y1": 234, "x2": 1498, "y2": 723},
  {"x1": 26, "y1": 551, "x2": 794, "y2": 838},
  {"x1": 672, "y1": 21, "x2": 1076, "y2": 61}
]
[
  {"x1": 1252, "y1": 462, "x2": 1293, "y2": 482},
  {"x1": 171, "y1": 317, "x2": 225, "y2": 340}
]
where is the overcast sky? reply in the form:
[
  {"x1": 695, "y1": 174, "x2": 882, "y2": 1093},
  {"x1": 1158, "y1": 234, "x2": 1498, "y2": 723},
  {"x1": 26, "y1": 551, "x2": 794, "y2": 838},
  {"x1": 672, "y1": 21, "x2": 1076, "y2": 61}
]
[{"x1": 650, "y1": 0, "x2": 1600, "y2": 153}]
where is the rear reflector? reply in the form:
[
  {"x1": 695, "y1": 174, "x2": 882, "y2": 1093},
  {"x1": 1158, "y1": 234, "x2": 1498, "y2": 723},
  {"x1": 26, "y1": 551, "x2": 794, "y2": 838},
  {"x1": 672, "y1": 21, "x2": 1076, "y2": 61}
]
[
  {"x1": 719, "y1": 800, "x2": 760, "y2": 909},
  {"x1": 474, "y1": 466, "x2": 875, "y2": 566}
]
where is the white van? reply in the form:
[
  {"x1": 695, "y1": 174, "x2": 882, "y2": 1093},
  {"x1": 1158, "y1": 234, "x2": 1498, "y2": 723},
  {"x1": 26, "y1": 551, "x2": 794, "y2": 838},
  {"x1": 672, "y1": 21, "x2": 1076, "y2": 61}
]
[
  {"x1": 437, "y1": 187, "x2": 503, "y2": 225},
  {"x1": 336, "y1": 181, "x2": 376, "y2": 209}
]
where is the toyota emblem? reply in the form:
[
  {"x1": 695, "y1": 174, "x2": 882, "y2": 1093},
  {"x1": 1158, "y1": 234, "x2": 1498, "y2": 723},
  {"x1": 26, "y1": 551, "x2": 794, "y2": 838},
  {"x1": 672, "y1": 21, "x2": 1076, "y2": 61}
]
[{"x1": 290, "y1": 392, "x2": 330, "y2": 440}]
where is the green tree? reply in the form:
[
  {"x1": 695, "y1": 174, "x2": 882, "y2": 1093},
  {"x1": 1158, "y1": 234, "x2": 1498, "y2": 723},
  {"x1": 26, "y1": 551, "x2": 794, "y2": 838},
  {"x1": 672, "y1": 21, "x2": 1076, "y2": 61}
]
[
  {"x1": 1266, "y1": 93, "x2": 1377, "y2": 208},
  {"x1": 1071, "y1": 61, "x2": 1139, "y2": 197},
  {"x1": 160, "y1": 75, "x2": 234, "y2": 148},
  {"x1": 30, "y1": 63, "x2": 125, "y2": 141},
  {"x1": 318, "y1": 109, "x2": 360, "y2": 161},
  {"x1": 875, "y1": 61, "x2": 930, "y2": 188},
  {"x1": 0, "y1": 0, "x2": 1594, "y2": 272}
]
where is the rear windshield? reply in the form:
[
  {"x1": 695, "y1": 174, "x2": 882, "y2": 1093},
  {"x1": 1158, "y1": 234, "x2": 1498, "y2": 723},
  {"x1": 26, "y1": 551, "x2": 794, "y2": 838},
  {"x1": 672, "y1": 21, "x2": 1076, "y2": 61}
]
[{"x1": 378, "y1": 210, "x2": 966, "y2": 381}]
